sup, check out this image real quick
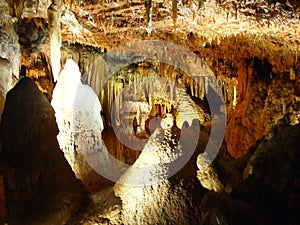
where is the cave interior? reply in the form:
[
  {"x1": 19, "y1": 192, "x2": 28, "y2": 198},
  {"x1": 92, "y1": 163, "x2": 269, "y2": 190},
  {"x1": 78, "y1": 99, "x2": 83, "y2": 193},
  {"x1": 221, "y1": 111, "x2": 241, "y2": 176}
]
[{"x1": 0, "y1": 0, "x2": 299, "y2": 224}]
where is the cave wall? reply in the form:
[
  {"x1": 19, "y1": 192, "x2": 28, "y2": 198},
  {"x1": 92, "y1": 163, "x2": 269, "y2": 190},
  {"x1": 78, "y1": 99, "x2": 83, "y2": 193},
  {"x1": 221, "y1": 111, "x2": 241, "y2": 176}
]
[
  {"x1": 224, "y1": 56, "x2": 300, "y2": 157},
  {"x1": 0, "y1": 0, "x2": 21, "y2": 117},
  {"x1": 186, "y1": 32, "x2": 300, "y2": 157}
]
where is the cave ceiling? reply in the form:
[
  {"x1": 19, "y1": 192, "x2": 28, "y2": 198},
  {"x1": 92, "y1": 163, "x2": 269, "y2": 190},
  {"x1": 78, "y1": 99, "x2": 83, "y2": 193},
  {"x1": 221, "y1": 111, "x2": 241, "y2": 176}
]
[{"x1": 59, "y1": 0, "x2": 300, "y2": 72}]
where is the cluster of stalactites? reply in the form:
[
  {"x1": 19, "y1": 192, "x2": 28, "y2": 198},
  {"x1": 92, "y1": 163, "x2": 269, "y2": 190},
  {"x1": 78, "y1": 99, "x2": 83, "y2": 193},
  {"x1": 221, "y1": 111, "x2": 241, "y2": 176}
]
[{"x1": 92, "y1": 61, "x2": 238, "y2": 127}]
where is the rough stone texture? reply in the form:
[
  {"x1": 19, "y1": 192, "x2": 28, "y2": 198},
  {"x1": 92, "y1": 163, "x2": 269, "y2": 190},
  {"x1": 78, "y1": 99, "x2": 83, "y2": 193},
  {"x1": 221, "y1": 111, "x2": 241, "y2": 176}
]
[
  {"x1": 51, "y1": 59, "x2": 112, "y2": 192},
  {"x1": 0, "y1": 77, "x2": 88, "y2": 225},
  {"x1": 15, "y1": 17, "x2": 55, "y2": 100},
  {"x1": 225, "y1": 58, "x2": 300, "y2": 158},
  {"x1": 112, "y1": 117, "x2": 203, "y2": 225},
  {"x1": 197, "y1": 152, "x2": 225, "y2": 193},
  {"x1": 200, "y1": 192, "x2": 259, "y2": 225},
  {"x1": 69, "y1": 114, "x2": 206, "y2": 225},
  {"x1": 198, "y1": 116, "x2": 300, "y2": 225},
  {"x1": 0, "y1": 15, "x2": 20, "y2": 95},
  {"x1": 59, "y1": 0, "x2": 299, "y2": 159},
  {"x1": 0, "y1": 0, "x2": 299, "y2": 223},
  {"x1": 240, "y1": 117, "x2": 300, "y2": 210},
  {"x1": 48, "y1": 0, "x2": 62, "y2": 81}
]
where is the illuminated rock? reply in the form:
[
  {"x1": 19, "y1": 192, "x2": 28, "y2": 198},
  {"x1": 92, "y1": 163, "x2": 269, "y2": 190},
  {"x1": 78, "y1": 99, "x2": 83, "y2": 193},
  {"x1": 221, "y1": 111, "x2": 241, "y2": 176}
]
[
  {"x1": 51, "y1": 59, "x2": 111, "y2": 191},
  {"x1": 0, "y1": 26, "x2": 20, "y2": 95},
  {"x1": 197, "y1": 152, "x2": 225, "y2": 193},
  {"x1": 113, "y1": 117, "x2": 203, "y2": 225},
  {"x1": 1, "y1": 77, "x2": 88, "y2": 224},
  {"x1": 48, "y1": 0, "x2": 62, "y2": 81}
]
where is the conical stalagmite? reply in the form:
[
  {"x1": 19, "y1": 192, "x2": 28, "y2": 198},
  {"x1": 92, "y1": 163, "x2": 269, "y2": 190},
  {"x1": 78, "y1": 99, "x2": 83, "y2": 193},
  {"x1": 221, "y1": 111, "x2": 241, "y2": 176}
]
[{"x1": 1, "y1": 77, "x2": 88, "y2": 225}]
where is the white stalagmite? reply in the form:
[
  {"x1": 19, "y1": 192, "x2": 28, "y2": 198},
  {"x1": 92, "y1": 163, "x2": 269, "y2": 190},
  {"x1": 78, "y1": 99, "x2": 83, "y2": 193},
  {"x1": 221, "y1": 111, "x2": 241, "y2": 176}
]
[
  {"x1": 48, "y1": 0, "x2": 62, "y2": 82},
  {"x1": 51, "y1": 59, "x2": 110, "y2": 184}
]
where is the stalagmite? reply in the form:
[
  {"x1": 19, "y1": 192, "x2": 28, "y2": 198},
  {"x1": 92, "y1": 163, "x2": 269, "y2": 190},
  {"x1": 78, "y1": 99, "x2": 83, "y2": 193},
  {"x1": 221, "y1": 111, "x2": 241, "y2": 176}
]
[
  {"x1": 48, "y1": 0, "x2": 62, "y2": 81},
  {"x1": 51, "y1": 59, "x2": 111, "y2": 189},
  {"x1": 114, "y1": 115, "x2": 202, "y2": 225},
  {"x1": 1, "y1": 77, "x2": 88, "y2": 224}
]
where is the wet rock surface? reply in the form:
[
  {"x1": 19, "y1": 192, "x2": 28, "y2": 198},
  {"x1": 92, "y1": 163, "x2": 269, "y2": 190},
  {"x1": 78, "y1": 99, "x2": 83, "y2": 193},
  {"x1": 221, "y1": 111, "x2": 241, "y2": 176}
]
[{"x1": 0, "y1": 77, "x2": 89, "y2": 225}]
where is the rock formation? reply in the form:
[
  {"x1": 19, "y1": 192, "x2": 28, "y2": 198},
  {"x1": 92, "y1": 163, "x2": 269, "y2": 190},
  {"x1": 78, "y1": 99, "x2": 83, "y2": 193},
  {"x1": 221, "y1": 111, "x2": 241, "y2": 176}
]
[
  {"x1": 48, "y1": 0, "x2": 62, "y2": 81},
  {"x1": 71, "y1": 116, "x2": 206, "y2": 225},
  {"x1": 0, "y1": 77, "x2": 88, "y2": 225},
  {"x1": 51, "y1": 59, "x2": 112, "y2": 191},
  {"x1": 225, "y1": 57, "x2": 300, "y2": 157},
  {"x1": 0, "y1": 0, "x2": 299, "y2": 224},
  {"x1": 198, "y1": 115, "x2": 300, "y2": 224}
]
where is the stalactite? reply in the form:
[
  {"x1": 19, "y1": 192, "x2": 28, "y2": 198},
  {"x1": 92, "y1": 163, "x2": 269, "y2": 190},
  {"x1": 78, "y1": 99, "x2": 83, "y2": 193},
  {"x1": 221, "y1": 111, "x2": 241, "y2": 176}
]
[
  {"x1": 159, "y1": 62, "x2": 164, "y2": 77},
  {"x1": 6, "y1": 0, "x2": 25, "y2": 19},
  {"x1": 134, "y1": 74, "x2": 137, "y2": 99},
  {"x1": 205, "y1": 76, "x2": 209, "y2": 94},
  {"x1": 233, "y1": 85, "x2": 237, "y2": 107},
  {"x1": 195, "y1": 78, "x2": 199, "y2": 98},
  {"x1": 169, "y1": 78, "x2": 174, "y2": 107},
  {"x1": 100, "y1": 81, "x2": 105, "y2": 109},
  {"x1": 172, "y1": 0, "x2": 177, "y2": 31},
  {"x1": 144, "y1": 0, "x2": 153, "y2": 34},
  {"x1": 222, "y1": 81, "x2": 227, "y2": 103},
  {"x1": 113, "y1": 82, "x2": 120, "y2": 126},
  {"x1": 190, "y1": 78, "x2": 194, "y2": 96},
  {"x1": 238, "y1": 59, "x2": 254, "y2": 101},
  {"x1": 48, "y1": 0, "x2": 62, "y2": 82},
  {"x1": 199, "y1": 76, "x2": 204, "y2": 100},
  {"x1": 107, "y1": 80, "x2": 113, "y2": 126}
]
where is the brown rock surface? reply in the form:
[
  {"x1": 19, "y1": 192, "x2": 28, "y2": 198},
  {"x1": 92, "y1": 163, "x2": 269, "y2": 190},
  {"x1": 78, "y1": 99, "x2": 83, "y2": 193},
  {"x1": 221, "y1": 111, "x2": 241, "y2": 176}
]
[
  {"x1": 225, "y1": 58, "x2": 299, "y2": 157},
  {"x1": 0, "y1": 77, "x2": 89, "y2": 225},
  {"x1": 198, "y1": 116, "x2": 300, "y2": 225}
]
